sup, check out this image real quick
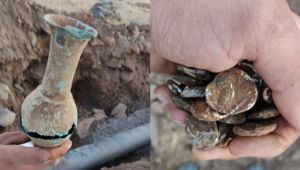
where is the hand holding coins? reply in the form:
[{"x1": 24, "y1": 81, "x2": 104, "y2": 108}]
[{"x1": 167, "y1": 62, "x2": 279, "y2": 150}]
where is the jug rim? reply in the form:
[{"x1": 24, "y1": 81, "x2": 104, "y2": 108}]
[{"x1": 44, "y1": 13, "x2": 98, "y2": 40}]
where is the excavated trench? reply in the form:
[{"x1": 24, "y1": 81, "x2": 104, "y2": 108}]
[{"x1": 0, "y1": 0, "x2": 149, "y2": 168}]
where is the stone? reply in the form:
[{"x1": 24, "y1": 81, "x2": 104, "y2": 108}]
[
  {"x1": 89, "y1": 38, "x2": 104, "y2": 46},
  {"x1": 14, "y1": 84, "x2": 24, "y2": 92},
  {"x1": 132, "y1": 43, "x2": 140, "y2": 54},
  {"x1": 111, "y1": 103, "x2": 127, "y2": 118},
  {"x1": 92, "y1": 108, "x2": 107, "y2": 121},
  {"x1": 0, "y1": 108, "x2": 16, "y2": 127},
  {"x1": 77, "y1": 109, "x2": 107, "y2": 139},
  {"x1": 103, "y1": 36, "x2": 115, "y2": 46},
  {"x1": 128, "y1": 24, "x2": 140, "y2": 38},
  {"x1": 0, "y1": 83, "x2": 10, "y2": 102},
  {"x1": 120, "y1": 70, "x2": 134, "y2": 82},
  {"x1": 122, "y1": 59, "x2": 135, "y2": 71},
  {"x1": 107, "y1": 58, "x2": 121, "y2": 69},
  {"x1": 77, "y1": 118, "x2": 96, "y2": 139},
  {"x1": 28, "y1": 31, "x2": 37, "y2": 47}
]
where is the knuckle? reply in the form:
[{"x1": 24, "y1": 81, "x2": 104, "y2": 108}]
[
  {"x1": 37, "y1": 150, "x2": 52, "y2": 162},
  {"x1": 57, "y1": 150, "x2": 66, "y2": 157}
]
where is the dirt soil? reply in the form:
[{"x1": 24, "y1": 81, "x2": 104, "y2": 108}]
[
  {"x1": 31, "y1": 0, "x2": 98, "y2": 13},
  {"x1": 102, "y1": 158, "x2": 150, "y2": 170},
  {"x1": 0, "y1": 0, "x2": 149, "y2": 168}
]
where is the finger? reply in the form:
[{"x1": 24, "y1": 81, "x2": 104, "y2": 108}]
[
  {"x1": 47, "y1": 140, "x2": 72, "y2": 160},
  {"x1": 192, "y1": 147, "x2": 237, "y2": 160},
  {"x1": 229, "y1": 117, "x2": 299, "y2": 158},
  {"x1": 154, "y1": 85, "x2": 171, "y2": 106},
  {"x1": 3, "y1": 140, "x2": 72, "y2": 165},
  {"x1": 53, "y1": 157, "x2": 62, "y2": 166},
  {"x1": 0, "y1": 131, "x2": 30, "y2": 145},
  {"x1": 150, "y1": 52, "x2": 177, "y2": 74},
  {"x1": 154, "y1": 85, "x2": 187, "y2": 125},
  {"x1": 27, "y1": 157, "x2": 62, "y2": 170},
  {"x1": 166, "y1": 104, "x2": 187, "y2": 127},
  {"x1": 20, "y1": 161, "x2": 57, "y2": 170},
  {"x1": 292, "y1": 12, "x2": 300, "y2": 30},
  {"x1": 253, "y1": 3, "x2": 300, "y2": 132}
]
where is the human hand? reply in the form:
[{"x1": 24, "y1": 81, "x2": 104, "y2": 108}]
[
  {"x1": 0, "y1": 132, "x2": 72, "y2": 170},
  {"x1": 152, "y1": 0, "x2": 300, "y2": 159}
]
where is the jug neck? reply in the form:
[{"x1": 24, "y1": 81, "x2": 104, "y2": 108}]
[
  {"x1": 41, "y1": 28, "x2": 89, "y2": 98},
  {"x1": 40, "y1": 14, "x2": 98, "y2": 99}
]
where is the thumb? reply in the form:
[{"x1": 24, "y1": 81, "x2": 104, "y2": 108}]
[
  {"x1": 254, "y1": 6, "x2": 300, "y2": 132},
  {"x1": 0, "y1": 132, "x2": 29, "y2": 145},
  {"x1": 2, "y1": 140, "x2": 72, "y2": 165},
  {"x1": 292, "y1": 12, "x2": 300, "y2": 30},
  {"x1": 150, "y1": 51, "x2": 177, "y2": 74}
]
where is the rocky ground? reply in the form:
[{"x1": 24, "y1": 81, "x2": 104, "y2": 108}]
[
  {"x1": 31, "y1": 0, "x2": 98, "y2": 13},
  {"x1": 151, "y1": 2, "x2": 300, "y2": 170},
  {"x1": 0, "y1": 0, "x2": 150, "y2": 169}
]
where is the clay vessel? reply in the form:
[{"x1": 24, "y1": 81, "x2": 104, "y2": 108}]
[{"x1": 21, "y1": 14, "x2": 98, "y2": 147}]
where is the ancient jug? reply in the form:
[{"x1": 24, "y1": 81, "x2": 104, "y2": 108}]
[{"x1": 21, "y1": 14, "x2": 98, "y2": 147}]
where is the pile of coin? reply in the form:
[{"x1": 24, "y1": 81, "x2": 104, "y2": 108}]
[{"x1": 167, "y1": 62, "x2": 279, "y2": 150}]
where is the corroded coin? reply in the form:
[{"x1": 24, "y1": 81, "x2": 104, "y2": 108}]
[
  {"x1": 191, "y1": 100, "x2": 230, "y2": 121},
  {"x1": 206, "y1": 68, "x2": 258, "y2": 115},
  {"x1": 171, "y1": 95, "x2": 229, "y2": 121},
  {"x1": 216, "y1": 122, "x2": 234, "y2": 148},
  {"x1": 233, "y1": 119, "x2": 277, "y2": 137},
  {"x1": 167, "y1": 79, "x2": 183, "y2": 95},
  {"x1": 185, "y1": 115, "x2": 219, "y2": 149},
  {"x1": 181, "y1": 86, "x2": 206, "y2": 98},
  {"x1": 171, "y1": 95, "x2": 193, "y2": 113},
  {"x1": 262, "y1": 85, "x2": 273, "y2": 104},
  {"x1": 177, "y1": 65, "x2": 215, "y2": 81},
  {"x1": 168, "y1": 63, "x2": 280, "y2": 150},
  {"x1": 237, "y1": 62, "x2": 262, "y2": 88},
  {"x1": 219, "y1": 113, "x2": 246, "y2": 125},
  {"x1": 172, "y1": 75, "x2": 199, "y2": 86},
  {"x1": 247, "y1": 106, "x2": 279, "y2": 120}
]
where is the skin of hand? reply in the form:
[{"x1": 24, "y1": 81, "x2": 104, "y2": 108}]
[
  {"x1": 151, "y1": 0, "x2": 300, "y2": 159},
  {"x1": 0, "y1": 132, "x2": 72, "y2": 170}
]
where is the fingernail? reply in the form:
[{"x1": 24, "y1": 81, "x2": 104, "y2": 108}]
[
  {"x1": 44, "y1": 160, "x2": 52, "y2": 164},
  {"x1": 54, "y1": 159, "x2": 60, "y2": 166},
  {"x1": 66, "y1": 142, "x2": 72, "y2": 150}
]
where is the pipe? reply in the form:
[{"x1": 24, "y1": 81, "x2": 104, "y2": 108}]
[{"x1": 51, "y1": 123, "x2": 150, "y2": 170}]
